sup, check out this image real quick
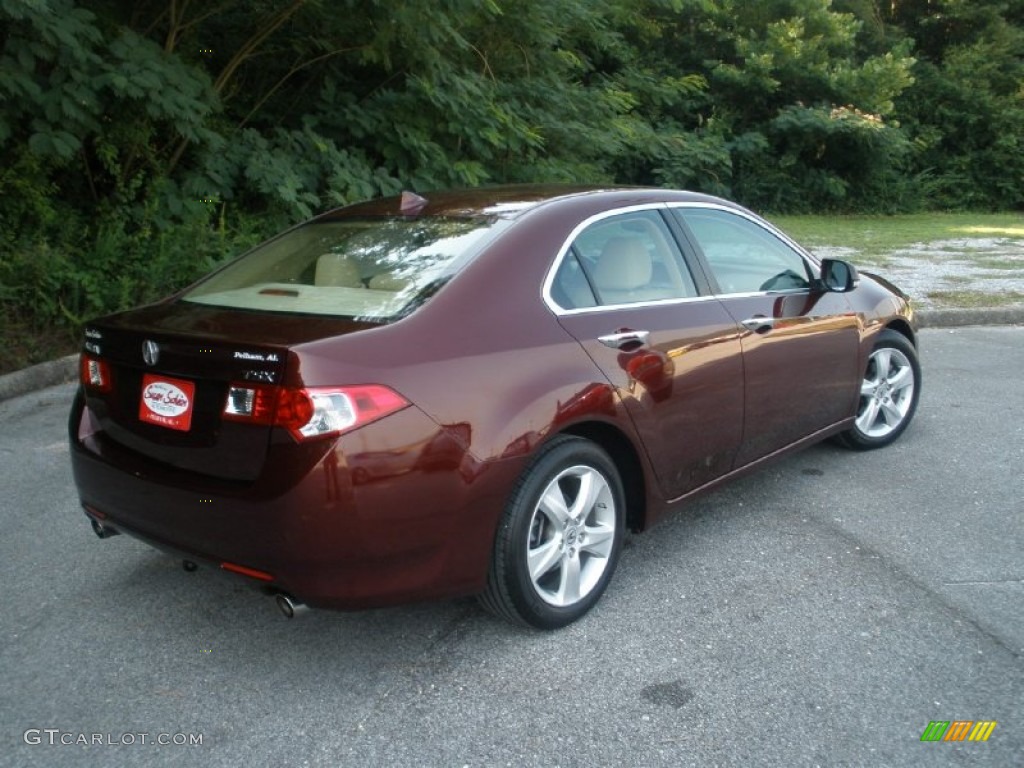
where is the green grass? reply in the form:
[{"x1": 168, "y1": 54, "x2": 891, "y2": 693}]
[
  {"x1": 970, "y1": 257, "x2": 1023, "y2": 270},
  {"x1": 765, "y1": 212, "x2": 1024, "y2": 310},
  {"x1": 926, "y1": 290, "x2": 1024, "y2": 308},
  {"x1": 767, "y1": 212, "x2": 1024, "y2": 259}
]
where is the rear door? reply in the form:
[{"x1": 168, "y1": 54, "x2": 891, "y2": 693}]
[
  {"x1": 546, "y1": 206, "x2": 745, "y2": 500},
  {"x1": 672, "y1": 205, "x2": 860, "y2": 466}
]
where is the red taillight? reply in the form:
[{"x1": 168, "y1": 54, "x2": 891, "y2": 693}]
[
  {"x1": 223, "y1": 383, "x2": 278, "y2": 425},
  {"x1": 274, "y1": 388, "x2": 315, "y2": 432},
  {"x1": 80, "y1": 354, "x2": 112, "y2": 393},
  {"x1": 222, "y1": 383, "x2": 409, "y2": 441}
]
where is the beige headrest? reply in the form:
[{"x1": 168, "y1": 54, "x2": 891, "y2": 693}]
[
  {"x1": 314, "y1": 253, "x2": 363, "y2": 288},
  {"x1": 593, "y1": 237, "x2": 652, "y2": 291}
]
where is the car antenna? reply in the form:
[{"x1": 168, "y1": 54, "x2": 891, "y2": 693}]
[{"x1": 400, "y1": 190, "x2": 428, "y2": 215}]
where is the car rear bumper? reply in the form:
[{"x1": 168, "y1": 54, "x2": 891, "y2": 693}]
[{"x1": 69, "y1": 393, "x2": 525, "y2": 610}]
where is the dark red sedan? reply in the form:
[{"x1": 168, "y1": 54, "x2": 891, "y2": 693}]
[{"x1": 70, "y1": 186, "x2": 921, "y2": 628}]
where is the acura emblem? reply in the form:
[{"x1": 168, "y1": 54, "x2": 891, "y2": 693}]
[{"x1": 142, "y1": 340, "x2": 160, "y2": 366}]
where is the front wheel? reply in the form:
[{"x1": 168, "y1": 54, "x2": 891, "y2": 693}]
[
  {"x1": 835, "y1": 329, "x2": 921, "y2": 450},
  {"x1": 479, "y1": 436, "x2": 625, "y2": 629}
]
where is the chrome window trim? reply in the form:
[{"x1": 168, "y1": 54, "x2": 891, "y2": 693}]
[
  {"x1": 553, "y1": 292, "x2": 722, "y2": 317},
  {"x1": 541, "y1": 201, "x2": 821, "y2": 316},
  {"x1": 541, "y1": 203, "x2": 698, "y2": 316}
]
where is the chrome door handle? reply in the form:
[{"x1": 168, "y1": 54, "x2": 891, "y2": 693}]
[
  {"x1": 741, "y1": 316, "x2": 774, "y2": 333},
  {"x1": 598, "y1": 330, "x2": 650, "y2": 349}
]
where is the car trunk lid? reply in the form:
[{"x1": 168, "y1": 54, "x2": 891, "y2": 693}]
[{"x1": 80, "y1": 302, "x2": 378, "y2": 481}]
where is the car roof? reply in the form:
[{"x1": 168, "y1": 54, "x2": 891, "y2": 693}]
[{"x1": 316, "y1": 184, "x2": 741, "y2": 221}]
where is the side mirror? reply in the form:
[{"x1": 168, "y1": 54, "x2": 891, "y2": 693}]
[{"x1": 820, "y1": 258, "x2": 859, "y2": 293}]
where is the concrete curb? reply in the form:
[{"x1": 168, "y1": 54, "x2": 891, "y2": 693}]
[
  {"x1": 916, "y1": 306, "x2": 1024, "y2": 328},
  {"x1": 0, "y1": 355, "x2": 78, "y2": 403},
  {"x1": 0, "y1": 308, "x2": 1021, "y2": 403}
]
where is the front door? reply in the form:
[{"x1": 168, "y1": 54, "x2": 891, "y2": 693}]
[{"x1": 673, "y1": 206, "x2": 860, "y2": 466}]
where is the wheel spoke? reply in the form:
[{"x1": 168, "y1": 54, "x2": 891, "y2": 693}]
[
  {"x1": 860, "y1": 377, "x2": 879, "y2": 398},
  {"x1": 528, "y1": 537, "x2": 563, "y2": 582},
  {"x1": 858, "y1": 397, "x2": 881, "y2": 432},
  {"x1": 873, "y1": 349, "x2": 892, "y2": 380},
  {"x1": 555, "y1": 554, "x2": 582, "y2": 604},
  {"x1": 580, "y1": 523, "x2": 614, "y2": 558},
  {"x1": 888, "y1": 365, "x2": 913, "y2": 393},
  {"x1": 568, "y1": 469, "x2": 601, "y2": 522},
  {"x1": 538, "y1": 483, "x2": 570, "y2": 526},
  {"x1": 881, "y1": 400, "x2": 905, "y2": 427}
]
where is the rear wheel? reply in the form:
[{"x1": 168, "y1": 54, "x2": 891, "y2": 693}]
[
  {"x1": 835, "y1": 329, "x2": 921, "y2": 450},
  {"x1": 479, "y1": 436, "x2": 625, "y2": 629}
]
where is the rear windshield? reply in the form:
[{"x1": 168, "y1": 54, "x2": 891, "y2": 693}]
[{"x1": 182, "y1": 216, "x2": 501, "y2": 320}]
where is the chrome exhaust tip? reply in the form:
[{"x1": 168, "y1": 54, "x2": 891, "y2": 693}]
[
  {"x1": 90, "y1": 518, "x2": 120, "y2": 539},
  {"x1": 275, "y1": 593, "x2": 308, "y2": 619}
]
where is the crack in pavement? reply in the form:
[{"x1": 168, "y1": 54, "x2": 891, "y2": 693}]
[{"x1": 799, "y1": 510, "x2": 1023, "y2": 659}]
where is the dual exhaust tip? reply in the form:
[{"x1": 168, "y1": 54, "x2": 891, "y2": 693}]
[
  {"x1": 90, "y1": 518, "x2": 120, "y2": 539},
  {"x1": 275, "y1": 593, "x2": 308, "y2": 619}
]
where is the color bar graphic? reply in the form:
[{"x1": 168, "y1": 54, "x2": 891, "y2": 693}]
[
  {"x1": 921, "y1": 721, "x2": 949, "y2": 742},
  {"x1": 968, "y1": 721, "x2": 998, "y2": 742},
  {"x1": 921, "y1": 720, "x2": 997, "y2": 742},
  {"x1": 943, "y1": 721, "x2": 973, "y2": 741}
]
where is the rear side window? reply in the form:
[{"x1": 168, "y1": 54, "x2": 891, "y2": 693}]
[
  {"x1": 550, "y1": 209, "x2": 697, "y2": 310},
  {"x1": 183, "y1": 217, "x2": 500, "y2": 320},
  {"x1": 550, "y1": 252, "x2": 597, "y2": 310}
]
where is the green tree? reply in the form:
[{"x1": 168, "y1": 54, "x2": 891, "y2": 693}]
[
  {"x1": 2, "y1": 0, "x2": 1022, "y2": 372},
  {"x1": 596, "y1": 0, "x2": 917, "y2": 210},
  {"x1": 887, "y1": 0, "x2": 1024, "y2": 208}
]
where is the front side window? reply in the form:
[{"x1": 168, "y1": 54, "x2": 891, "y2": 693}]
[
  {"x1": 183, "y1": 217, "x2": 501, "y2": 320},
  {"x1": 676, "y1": 208, "x2": 812, "y2": 295},
  {"x1": 551, "y1": 209, "x2": 697, "y2": 310}
]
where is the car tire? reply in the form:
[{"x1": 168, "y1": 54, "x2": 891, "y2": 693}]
[
  {"x1": 479, "y1": 435, "x2": 625, "y2": 629},
  {"x1": 834, "y1": 329, "x2": 921, "y2": 450}
]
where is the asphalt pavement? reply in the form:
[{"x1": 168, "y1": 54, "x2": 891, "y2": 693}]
[{"x1": 0, "y1": 327, "x2": 1021, "y2": 767}]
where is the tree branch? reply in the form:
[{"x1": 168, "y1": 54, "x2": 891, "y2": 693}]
[
  {"x1": 80, "y1": 144, "x2": 98, "y2": 203},
  {"x1": 213, "y1": 1, "x2": 306, "y2": 95},
  {"x1": 468, "y1": 43, "x2": 496, "y2": 82},
  {"x1": 166, "y1": 0, "x2": 307, "y2": 174},
  {"x1": 236, "y1": 46, "x2": 365, "y2": 129},
  {"x1": 164, "y1": 0, "x2": 190, "y2": 53},
  {"x1": 179, "y1": 1, "x2": 233, "y2": 34}
]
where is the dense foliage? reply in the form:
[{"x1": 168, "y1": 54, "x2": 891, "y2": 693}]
[{"x1": 1, "y1": 0, "x2": 1022, "y2": 370}]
